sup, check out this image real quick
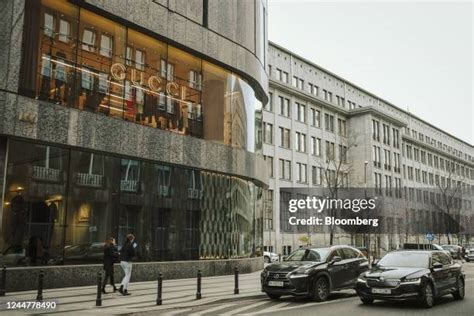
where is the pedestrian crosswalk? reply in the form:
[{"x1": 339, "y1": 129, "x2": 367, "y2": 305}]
[{"x1": 160, "y1": 291, "x2": 356, "y2": 316}]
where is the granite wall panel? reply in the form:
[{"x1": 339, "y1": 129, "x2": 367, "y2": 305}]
[{"x1": 3, "y1": 256, "x2": 263, "y2": 292}]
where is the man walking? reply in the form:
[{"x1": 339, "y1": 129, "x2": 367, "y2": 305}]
[{"x1": 119, "y1": 234, "x2": 137, "y2": 296}]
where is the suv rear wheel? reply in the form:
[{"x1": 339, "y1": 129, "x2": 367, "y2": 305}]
[{"x1": 312, "y1": 277, "x2": 329, "y2": 302}]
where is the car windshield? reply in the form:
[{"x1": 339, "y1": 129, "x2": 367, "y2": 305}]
[
  {"x1": 378, "y1": 252, "x2": 429, "y2": 268},
  {"x1": 285, "y1": 248, "x2": 329, "y2": 262},
  {"x1": 442, "y1": 245, "x2": 455, "y2": 250}
]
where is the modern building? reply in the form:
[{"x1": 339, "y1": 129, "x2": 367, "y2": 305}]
[
  {"x1": 0, "y1": 0, "x2": 269, "y2": 269},
  {"x1": 263, "y1": 42, "x2": 474, "y2": 256}
]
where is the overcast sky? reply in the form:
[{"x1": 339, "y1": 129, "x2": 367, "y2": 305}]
[{"x1": 268, "y1": 0, "x2": 473, "y2": 145}]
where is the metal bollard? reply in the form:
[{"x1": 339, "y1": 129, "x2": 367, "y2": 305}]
[
  {"x1": 36, "y1": 270, "x2": 44, "y2": 301},
  {"x1": 0, "y1": 266, "x2": 6, "y2": 296},
  {"x1": 96, "y1": 272, "x2": 102, "y2": 307},
  {"x1": 234, "y1": 266, "x2": 239, "y2": 294},
  {"x1": 156, "y1": 272, "x2": 163, "y2": 305},
  {"x1": 278, "y1": 254, "x2": 281, "y2": 262},
  {"x1": 196, "y1": 270, "x2": 202, "y2": 300}
]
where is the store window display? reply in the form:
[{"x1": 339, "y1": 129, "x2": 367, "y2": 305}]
[{"x1": 22, "y1": 0, "x2": 263, "y2": 153}]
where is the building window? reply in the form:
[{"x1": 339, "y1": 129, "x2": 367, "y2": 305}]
[
  {"x1": 292, "y1": 76, "x2": 304, "y2": 89},
  {"x1": 383, "y1": 124, "x2": 390, "y2": 145},
  {"x1": 384, "y1": 149, "x2": 391, "y2": 170},
  {"x1": 279, "y1": 159, "x2": 291, "y2": 180},
  {"x1": 312, "y1": 166, "x2": 323, "y2": 185},
  {"x1": 326, "y1": 141, "x2": 335, "y2": 160},
  {"x1": 311, "y1": 137, "x2": 321, "y2": 156},
  {"x1": 296, "y1": 163, "x2": 307, "y2": 183},
  {"x1": 324, "y1": 114, "x2": 334, "y2": 132},
  {"x1": 372, "y1": 120, "x2": 380, "y2": 141},
  {"x1": 263, "y1": 122, "x2": 273, "y2": 144},
  {"x1": 339, "y1": 145, "x2": 347, "y2": 163},
  {"x1": 310, "y1": 108, "x2": 320, "y2": 127},
  {"x1": 373, "y1": 146, "x2": 381, "y2": 168},
  {"x1": 392, "y1": 128, "x2": 400, "y2": 148},
  {"x1": 82, "y1": 28, "x2": 96, "y2": 52},
  {"x1": 278, "y1": 96, "x2": 290, "y2": 117},
  {"x1": 59, "y1": 19, "x2": 70, "y2": 42},
  {"x1": 99, "y1": 34, "x2": 113, "y2": 57},
  {"x1": 337, "y1": 119, "x2": 346, "y2": 137},
  {"x1": 44, "y1": 12, "x2": 55, "y2": 37},
  {"x1": 279, "y1": 127, "x2": 291, "y2": 148},
  {"x1": 296, "y1": 102, "x2": 306, "y2": 122},
  {"x1": 295, "y1": 132, "x2": 306, "y2": 152},
  {"x1": 264, "y1": 155, "x2": 274, "y2": 178}
]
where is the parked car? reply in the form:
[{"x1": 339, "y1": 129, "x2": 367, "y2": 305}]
[
  {"x1": 465, "y1": 247, "x2": 474, "y2": 262},
  {"x1": 403, "y1": 243, "x2": 450, "y2": 258},
  {"x1": 261, "y1": 245, "x2": 368, "y2": 302},
  {"x1": 441, "y1": 245, "x2": 462, "y2": 259},
  {"x1": 264, "y1": 251, "x2": 279, "y2": 263},
  {"x1": 356, "y1": 250, "x2": 465, "y2": 308}
]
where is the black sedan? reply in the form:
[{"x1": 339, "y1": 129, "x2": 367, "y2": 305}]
[
  {"x1": 356, "y1": 250, "x2": 465, "y2": 308},
  {"x1": 261, "y1": 245, "x2": 368, "y2": 301}
]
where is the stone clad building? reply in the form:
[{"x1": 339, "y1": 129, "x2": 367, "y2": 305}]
[
  {"x1": 0, "y1": 0, "x2": 268, "y2": 274},
  {"x1": 263, "y1": 42, "x2": 474, "y2": 256}
]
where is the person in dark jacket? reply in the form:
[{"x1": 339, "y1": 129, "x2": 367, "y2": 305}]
[
  {"x1": 118, "y1": 234, "x2": 136, "y2": 295},
  {"x1": 102, "y1": 237, "x2": 119, "y2": 294}
]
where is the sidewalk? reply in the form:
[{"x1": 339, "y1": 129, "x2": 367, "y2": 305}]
[{"x1": 0, "y1": 270, "x2": 265, "y2": 315}]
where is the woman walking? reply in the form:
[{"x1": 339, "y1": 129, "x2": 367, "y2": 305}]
[
  {"x1": 102, "y1": 237, "x2": 119, "y2": 294},
  {"x1": 119, "y1": 234, "x2": 136, "y2": 296}
]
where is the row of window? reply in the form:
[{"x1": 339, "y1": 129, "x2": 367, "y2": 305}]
[
  {"x1": 372, "y1": 146, "x2": 401, "y2": 173},
  {"x1": 269, "y1": 67, "x2": 362, "y2": 110},
  {"x1": 405, "y1": 127, "x2": 472, "y2": 164},
  {"x1": 263, "y1": 156, "x2": 349, "y2": 186},
  {"x1": 372, "y1": 120, "x2": 400, "y2": 148},
  {"x1": 373, "y1": 173, "x2": 402, "y2": 198},
  {"x1": 404, "y1": 144, "x2": 473, "y2": 180}
]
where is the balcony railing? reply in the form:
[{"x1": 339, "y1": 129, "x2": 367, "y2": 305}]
[
  {"x1": 32, "y1": 166, "x2": 61, "y2": 181},
  {"x1": 76, "y1": 173, "x2": 103, "y2": 187},
  {"x1": 120, "y1": 180, "x2": 140, "y2": 192}
]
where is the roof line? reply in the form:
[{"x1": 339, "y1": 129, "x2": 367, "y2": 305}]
[{"x1": 269, "y1": 40, "x2": 473, "y2": 149}]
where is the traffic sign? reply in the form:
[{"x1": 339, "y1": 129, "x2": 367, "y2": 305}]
[{"x1": 426, "y1": 232, "x2": 434, "y2": 242}]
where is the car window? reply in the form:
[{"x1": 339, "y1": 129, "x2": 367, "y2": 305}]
[
  {"x1": 305, "y1": 250, "x2": 321, "y2": 262},
  {"x1": 327, "y1": 249, "x2": 344, "y2": 261},
  {"x1": 286, "y1": 249, "x2": 306, "y2": 261},
  {"x1": 378, "y1": 252, "x2": 430, "y2": 268},
  {"x1": 341, "y1": 248, "x2": 358, "y2": 259},
  {"x1": 432, "y1": 253, "x2": 442, "y2": 266},
  {"x1": 438, "y1": 252, "x2": 452, "y2": 265}
]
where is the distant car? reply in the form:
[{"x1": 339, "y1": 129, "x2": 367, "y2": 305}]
[
  {"x1": 356, "y1": 250, "x2": 465, "y2": 308},
  {"x1": 261, "y1": 245, "x2": 368, "y2": 302},
  {"x1": 403, "y1": 243, "x2": 451, "y2": 258},
  {"x1": 264, "y1": 251, "x2": 279, "y2": 263},
  {"x1": 465, "y1": 247, "x2": 474, "y2": 262},
  {"x1": 441, "y1": 245, "x2": 462, "y2": 259}
]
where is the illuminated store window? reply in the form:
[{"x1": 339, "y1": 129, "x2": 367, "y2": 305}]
[{"x1": 24, "y1": 0, "x2": 263, "y2": 152}]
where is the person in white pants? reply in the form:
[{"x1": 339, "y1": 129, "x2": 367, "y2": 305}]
[{"x1": 119, "y1": 234, "x2": 136, "y2": 295}]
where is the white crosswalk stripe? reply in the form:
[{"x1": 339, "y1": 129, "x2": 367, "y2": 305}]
[
  {"x1": 161, "y1": 308, "x2": 193, "y2": 316},
  {"x1": 189, "y1": 303, "x2": 238, "y2": 316},
  {"x1": 221, "y1": 300, "x2": 269, "y2": 315}
]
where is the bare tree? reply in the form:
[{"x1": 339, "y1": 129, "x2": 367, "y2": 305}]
[
  {"x1": 318, "y1": 133, "x2": 357, "y2": 245},
  {"x1": 434, "y1": 161, "x2": 466, "y2": 245}
]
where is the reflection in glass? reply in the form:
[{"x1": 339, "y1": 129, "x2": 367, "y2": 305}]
[{"x1": 28, "y1": 0, "x2": 265, "y2": 152}]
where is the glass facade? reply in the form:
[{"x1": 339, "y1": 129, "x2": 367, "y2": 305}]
[
  {"x1": 20, "y1": 0, "x2": 262, "y2": 153},
  {"x1": 0, "y1": 139, "x2": 264, "y2": 266}
]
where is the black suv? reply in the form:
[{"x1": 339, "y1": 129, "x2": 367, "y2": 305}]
[
  {"x1": 356, "y1": 250, "x2": 465, "y2": 308},
  {"x1": 261, "y1": 245, "x2": 369, "y2": 301}
]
